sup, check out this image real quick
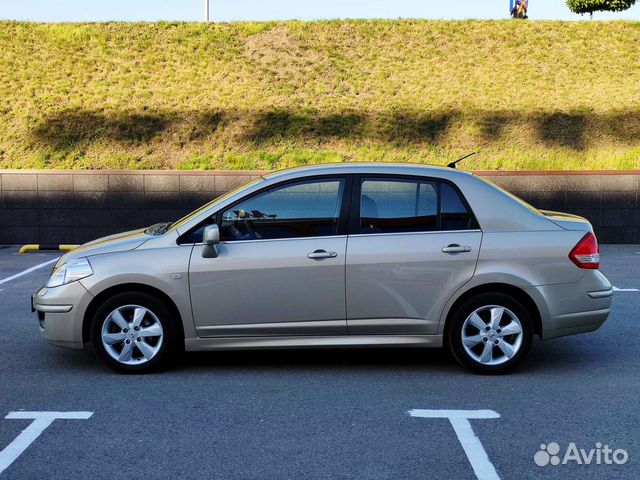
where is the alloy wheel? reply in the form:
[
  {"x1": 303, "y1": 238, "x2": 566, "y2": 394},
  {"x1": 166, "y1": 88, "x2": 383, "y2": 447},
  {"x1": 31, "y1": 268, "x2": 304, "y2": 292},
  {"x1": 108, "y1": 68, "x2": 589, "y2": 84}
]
[
  {"x1": 101, "y1": 305, "x2": 164, "y2": 365},
  {"x1": 461, "y1": 305, "x2": 524, "y2": 366}
]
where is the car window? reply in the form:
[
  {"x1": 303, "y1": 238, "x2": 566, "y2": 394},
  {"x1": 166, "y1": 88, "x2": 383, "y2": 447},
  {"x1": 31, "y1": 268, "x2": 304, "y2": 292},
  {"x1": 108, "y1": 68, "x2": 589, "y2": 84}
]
[
  {"x1": 359, "y1": 178, "x2": 476, "y2": 234},
  {"x1": 440, "y1": 182, "x2": 476, "y2": 231},
  {"x1": 360, "y1": 179, "x2": 438, "y2": 234},
  {"x1": 220, "y1": 179, "x2": 345, "y2": 241}
]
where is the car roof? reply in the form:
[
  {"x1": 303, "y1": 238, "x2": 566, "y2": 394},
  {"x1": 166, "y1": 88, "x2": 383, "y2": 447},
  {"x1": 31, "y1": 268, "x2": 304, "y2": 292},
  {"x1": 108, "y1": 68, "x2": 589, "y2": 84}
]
[{"x1": 261, "y1": 162, "x2": 475, "y2": 182}]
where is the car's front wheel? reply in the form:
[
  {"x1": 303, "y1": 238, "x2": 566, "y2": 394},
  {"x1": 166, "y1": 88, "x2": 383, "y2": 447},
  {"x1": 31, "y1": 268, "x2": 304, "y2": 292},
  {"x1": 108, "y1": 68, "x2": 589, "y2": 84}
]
[
  {"x1": 447, "y1": 292, "x2": 533, "y2": 374},
  {"x1": 90, "y1": 291, "x2": 180, "y2": 374}
]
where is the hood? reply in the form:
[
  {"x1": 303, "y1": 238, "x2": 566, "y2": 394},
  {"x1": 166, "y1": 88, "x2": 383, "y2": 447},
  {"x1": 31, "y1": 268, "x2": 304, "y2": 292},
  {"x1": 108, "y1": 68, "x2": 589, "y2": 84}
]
[
  {"x1": 540, "y1": 210, "x2": 593, "y2": 232},
  {"x1": 58, "y1": 228, "x2": 151, "y2": 265}
]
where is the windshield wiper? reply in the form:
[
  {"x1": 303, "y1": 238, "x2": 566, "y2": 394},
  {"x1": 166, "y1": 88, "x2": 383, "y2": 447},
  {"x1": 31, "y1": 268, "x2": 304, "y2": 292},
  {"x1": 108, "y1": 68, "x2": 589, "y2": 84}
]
[
  {"x1": 145, "y1": 222, "x2": 172, "y2": 236},
  {"x1": 157, "y1": 222, "x2": 172, "y2": 235}
]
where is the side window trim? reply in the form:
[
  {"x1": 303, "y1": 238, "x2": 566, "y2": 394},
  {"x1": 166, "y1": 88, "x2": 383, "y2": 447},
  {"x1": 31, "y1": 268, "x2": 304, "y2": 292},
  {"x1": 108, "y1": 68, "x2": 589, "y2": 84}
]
[
  {"x1": 348, "y1": 174, "x2": 479, "y2": 236},
  {"x1": 178, "y1": 175, "x2": 353, "y2": 244},
  {"x1": 349, "y1": 228, "x2": 482, "y2": 239}
]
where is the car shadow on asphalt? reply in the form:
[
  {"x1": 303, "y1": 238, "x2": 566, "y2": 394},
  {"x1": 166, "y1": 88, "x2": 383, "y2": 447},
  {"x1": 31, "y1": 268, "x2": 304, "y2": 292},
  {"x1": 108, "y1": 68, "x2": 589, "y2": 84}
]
[
  {"x1": 174, "y1": 340, "x2": 599, "y2": 376},
  {"x1": 41, "y1": 343, "x2": 461, "y2": 376},
  {"x1": 42, "y1": 337, "x2": 609, "y2": 377},
  {"x1": 178, "y1": 347, "x2": 457, "y2": 373}
]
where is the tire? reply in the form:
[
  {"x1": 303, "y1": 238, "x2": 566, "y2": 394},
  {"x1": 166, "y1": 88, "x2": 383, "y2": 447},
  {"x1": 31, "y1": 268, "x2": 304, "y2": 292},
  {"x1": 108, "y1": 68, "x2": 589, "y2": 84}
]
[
  {"x1": 90, "y1": 291, "x2": 180, "y2": 374},
  {"x1": 447, "y1": 292, "x2": 533, "y2": 375}
]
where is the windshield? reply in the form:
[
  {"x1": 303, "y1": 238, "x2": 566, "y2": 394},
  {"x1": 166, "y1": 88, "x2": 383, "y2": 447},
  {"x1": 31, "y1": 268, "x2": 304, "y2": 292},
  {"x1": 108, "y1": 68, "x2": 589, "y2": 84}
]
[{"x1": 166, "y1": 177, "x2": 265, "y2": 233}]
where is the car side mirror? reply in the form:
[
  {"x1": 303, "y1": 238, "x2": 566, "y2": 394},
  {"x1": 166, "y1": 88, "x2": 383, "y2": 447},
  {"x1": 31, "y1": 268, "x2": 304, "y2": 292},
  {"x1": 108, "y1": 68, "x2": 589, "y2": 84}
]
[{"x1": 202, "y1": 224, "x2": 220, "y2": 258}]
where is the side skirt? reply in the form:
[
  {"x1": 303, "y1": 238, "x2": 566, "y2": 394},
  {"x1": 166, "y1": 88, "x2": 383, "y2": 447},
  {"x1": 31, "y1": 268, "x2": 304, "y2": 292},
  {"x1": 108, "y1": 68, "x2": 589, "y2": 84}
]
[{"x1": 184, "y1": 335, "x2": 443, "y2": 352}]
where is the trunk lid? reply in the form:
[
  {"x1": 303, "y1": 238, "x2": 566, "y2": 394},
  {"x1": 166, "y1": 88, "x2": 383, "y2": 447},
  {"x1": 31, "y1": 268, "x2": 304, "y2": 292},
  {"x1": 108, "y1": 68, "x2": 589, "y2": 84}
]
[{"x1": 540, "y1": 210, "x2": 593, "y2": 232}]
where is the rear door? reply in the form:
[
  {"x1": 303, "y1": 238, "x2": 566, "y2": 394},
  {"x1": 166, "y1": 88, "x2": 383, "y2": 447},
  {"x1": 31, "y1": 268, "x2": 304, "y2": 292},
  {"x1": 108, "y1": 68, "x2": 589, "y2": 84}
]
[{"x1": 346, "y1": 175, "x2": 482, "y2": 335}]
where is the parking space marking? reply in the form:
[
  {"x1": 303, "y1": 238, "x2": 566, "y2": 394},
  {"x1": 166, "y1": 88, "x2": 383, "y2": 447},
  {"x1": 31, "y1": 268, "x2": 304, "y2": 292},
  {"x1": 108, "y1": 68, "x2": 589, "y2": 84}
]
[
  {"x1": 409, "y1": 409, "x2": 501, "y2": 480},
  {"x1": 613, "y1": 286, "x2": 640, "y2": 292},
  {"x1": 0, "y1": 411, "x2": 93, "y2": 475},
  {"x1": 0, "y1": 258, "x2": 59, "y2": 287}
]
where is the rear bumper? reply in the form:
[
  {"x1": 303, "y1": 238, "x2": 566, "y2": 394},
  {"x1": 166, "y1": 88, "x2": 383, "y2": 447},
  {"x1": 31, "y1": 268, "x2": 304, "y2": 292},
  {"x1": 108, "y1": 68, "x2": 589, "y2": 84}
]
[
  {"x1": 526, "y1": 270, "x2": 613, "y2": 340},
  {"x1": 541, "y1": 307, "x2": 610, "y2": 340}
]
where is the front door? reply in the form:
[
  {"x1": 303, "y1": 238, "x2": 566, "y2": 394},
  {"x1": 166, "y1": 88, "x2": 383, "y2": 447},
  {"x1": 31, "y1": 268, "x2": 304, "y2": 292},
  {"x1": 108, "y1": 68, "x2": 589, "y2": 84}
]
[
  {"x1": 189, "y1": 177, "x2": 349, "y2": 337},
  {"x1": 346, "y1": 176, "x2": 482, "y2": 335}
]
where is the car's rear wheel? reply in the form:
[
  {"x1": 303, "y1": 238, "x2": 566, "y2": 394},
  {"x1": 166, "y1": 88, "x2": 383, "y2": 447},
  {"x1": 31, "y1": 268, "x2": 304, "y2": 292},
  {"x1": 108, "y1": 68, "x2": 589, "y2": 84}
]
[
  {"x1": 447, "y1": 292, "x2": 533, "y2": 374},
  {"x1": 90, "y1": 291, "x2": 180, "y2": 374}
]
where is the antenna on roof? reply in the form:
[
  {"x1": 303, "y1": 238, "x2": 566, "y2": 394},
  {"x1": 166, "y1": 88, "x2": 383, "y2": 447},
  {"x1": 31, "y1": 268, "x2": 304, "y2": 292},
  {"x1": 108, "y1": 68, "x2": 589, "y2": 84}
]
[{"x1": 447, "y1": 152, "x2": 477, "y2": 169}]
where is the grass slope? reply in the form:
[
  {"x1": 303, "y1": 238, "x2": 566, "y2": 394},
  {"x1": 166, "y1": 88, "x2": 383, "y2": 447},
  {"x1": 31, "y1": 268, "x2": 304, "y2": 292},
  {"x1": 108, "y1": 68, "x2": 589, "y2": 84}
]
[{"x1": 1, "y1": 20, "x2": 640, "y2": 170}]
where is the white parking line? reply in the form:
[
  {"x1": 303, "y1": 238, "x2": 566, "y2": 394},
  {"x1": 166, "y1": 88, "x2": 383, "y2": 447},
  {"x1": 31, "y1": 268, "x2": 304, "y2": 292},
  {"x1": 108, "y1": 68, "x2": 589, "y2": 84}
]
[
  {"x1": 0, "y1": 411, "x2": 93, "y2": 475},
  {"x1": 613, "y1": 286, "x2": 640, "y2": 292},
  {"x1": 409, "y1": 409, "x2": 501, "y2": 480},
  {"x1": 0, "y1": 258, "x2": 59, "y2": 287}
]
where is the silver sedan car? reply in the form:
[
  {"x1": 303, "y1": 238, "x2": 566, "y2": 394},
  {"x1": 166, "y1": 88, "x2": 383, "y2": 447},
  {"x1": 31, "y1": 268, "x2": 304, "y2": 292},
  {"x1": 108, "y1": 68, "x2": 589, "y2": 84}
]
[{"x1": 33, "y1": 164, "x2": 613, "y2": 374}]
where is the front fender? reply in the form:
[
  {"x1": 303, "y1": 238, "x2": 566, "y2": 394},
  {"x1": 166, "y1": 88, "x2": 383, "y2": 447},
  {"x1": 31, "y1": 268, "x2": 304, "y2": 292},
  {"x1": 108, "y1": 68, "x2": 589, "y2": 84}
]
[{"x1": 79, "y1": 245, "x2": 197, "y2": 339}]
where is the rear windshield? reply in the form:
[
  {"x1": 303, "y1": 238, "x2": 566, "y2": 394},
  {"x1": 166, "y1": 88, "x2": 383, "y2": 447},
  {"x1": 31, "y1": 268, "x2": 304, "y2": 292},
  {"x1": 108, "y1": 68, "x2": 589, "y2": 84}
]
[{"x1": 474, "y1": 175, "x2": 542, "y2": 215}]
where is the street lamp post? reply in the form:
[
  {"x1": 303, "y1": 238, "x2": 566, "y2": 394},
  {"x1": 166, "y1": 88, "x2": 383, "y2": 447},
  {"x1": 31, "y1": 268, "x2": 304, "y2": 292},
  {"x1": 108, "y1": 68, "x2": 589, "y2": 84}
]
[{"x1": 205, "y1": 0, "x2": 210, "y2": 22}]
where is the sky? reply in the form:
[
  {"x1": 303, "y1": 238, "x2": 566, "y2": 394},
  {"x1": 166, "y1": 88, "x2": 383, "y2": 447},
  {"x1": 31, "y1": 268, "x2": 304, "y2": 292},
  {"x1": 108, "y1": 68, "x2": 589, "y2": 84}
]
[{"x1": 2, "y1": 0, "x2": 640, "y2": 22}]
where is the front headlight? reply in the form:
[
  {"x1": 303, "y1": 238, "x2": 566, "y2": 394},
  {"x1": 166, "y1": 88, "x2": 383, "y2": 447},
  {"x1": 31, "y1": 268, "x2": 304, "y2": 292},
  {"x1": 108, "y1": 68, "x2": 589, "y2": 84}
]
[{"x1": 46, "y1": 258, "x2": 93, "y2": 288}]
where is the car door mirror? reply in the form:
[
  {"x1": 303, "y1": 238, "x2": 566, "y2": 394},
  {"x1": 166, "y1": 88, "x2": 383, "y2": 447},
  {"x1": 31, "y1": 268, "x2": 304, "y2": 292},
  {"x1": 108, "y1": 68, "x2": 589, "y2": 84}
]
[{"x1": 202, "y1": 224, "x2": 220, "y2": 258}]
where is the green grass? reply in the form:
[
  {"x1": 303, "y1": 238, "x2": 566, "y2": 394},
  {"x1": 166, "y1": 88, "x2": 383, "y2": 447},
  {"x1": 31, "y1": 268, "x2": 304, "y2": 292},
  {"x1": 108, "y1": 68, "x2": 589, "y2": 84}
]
[{"x1": 2, "y1": 20, "x2": 640, "y2": 170}]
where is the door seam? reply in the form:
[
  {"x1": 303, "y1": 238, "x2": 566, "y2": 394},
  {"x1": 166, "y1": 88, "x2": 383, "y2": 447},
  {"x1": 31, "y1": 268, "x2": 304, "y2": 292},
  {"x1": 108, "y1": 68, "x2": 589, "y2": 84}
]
[{"x1": 344, "y1": 234, "x2": 351, "y2": 335}]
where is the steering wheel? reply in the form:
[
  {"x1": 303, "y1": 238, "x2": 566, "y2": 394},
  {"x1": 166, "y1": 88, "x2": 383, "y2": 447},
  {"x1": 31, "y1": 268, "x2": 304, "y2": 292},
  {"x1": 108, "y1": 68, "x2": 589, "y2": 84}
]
[
  {"x1": 244, "y1": 215, "x2": 261, "y2": 239},
  {"x1": 237, "y1": 209, "x2": 262, "y2": 240}
]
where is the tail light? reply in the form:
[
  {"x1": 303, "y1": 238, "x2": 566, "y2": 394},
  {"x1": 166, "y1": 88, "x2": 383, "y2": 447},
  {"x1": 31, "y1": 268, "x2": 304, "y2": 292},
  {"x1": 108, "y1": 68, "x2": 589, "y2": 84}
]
[{"x1": 569, "y1": 232, "x2": 600, "y2": 269}]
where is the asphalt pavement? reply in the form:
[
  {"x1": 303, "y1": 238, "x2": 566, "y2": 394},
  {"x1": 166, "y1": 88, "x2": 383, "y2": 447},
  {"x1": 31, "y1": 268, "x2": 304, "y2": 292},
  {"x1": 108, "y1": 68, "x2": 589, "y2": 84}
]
[{"x1": 0, "y1": 244, "x2": 638, "y2": 479}]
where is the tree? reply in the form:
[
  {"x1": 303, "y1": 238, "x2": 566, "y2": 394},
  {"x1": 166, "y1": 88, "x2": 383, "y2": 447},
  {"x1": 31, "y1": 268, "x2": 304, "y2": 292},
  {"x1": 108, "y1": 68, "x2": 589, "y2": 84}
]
[{"x1": 566, "y1": 0, "x2": 636, "y2": 19}]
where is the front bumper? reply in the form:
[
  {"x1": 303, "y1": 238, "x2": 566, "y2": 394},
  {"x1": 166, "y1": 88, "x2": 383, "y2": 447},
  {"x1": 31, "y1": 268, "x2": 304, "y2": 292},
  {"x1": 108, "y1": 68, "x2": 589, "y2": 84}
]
[{"x1": 32, "y1": 281, "x2": 93, "y2": 350}]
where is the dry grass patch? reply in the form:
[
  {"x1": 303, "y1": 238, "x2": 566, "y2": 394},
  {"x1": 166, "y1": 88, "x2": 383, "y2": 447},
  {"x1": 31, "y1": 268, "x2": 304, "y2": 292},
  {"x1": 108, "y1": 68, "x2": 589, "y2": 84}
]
[{"x1": 1, "y1": 20, "x2": 640, "y2": 170}]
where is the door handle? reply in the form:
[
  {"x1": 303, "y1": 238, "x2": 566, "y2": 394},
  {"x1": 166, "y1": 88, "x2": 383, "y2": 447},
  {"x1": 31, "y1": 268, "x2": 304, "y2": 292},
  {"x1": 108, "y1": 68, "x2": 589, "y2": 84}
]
[
  {"x1": 442, "y1": 244, "x2": 472, "y2": 254},
  {"x1": 308, "y1": 250, "x2": 338, "y2": 259}
]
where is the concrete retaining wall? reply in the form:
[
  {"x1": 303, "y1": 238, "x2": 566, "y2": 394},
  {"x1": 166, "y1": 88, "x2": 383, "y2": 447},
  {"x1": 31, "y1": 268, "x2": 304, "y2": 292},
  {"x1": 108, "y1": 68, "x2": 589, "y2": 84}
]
[{"x1": 0, "y1": 170, "x2": 638, "y2": 244}]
